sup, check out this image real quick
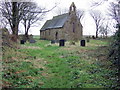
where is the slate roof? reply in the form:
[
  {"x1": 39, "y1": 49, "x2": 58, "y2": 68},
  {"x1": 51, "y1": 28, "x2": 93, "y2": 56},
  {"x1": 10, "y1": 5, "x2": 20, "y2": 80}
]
[{"x1": 41, "y1": 13, "x2": 69, "y2": 31}]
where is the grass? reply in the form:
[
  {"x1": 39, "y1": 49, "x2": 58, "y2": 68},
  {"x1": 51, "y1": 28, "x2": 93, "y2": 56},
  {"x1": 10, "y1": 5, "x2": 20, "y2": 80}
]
[{"x1": 2, "y1": 37, "x2": 117, "y2": 88}]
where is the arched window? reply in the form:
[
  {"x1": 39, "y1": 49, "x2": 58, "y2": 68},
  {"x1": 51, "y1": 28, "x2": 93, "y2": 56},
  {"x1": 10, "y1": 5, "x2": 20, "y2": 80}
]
[
  {"x1": 55, "y1": 32, "x2": 58, "y2": 40},
  {"x1": 71, "y1": 6, "x2": 74, "y2": 11},
  {"x1": 73, "y1": 22, "x2": 75, "y2": 33},
  {"x1": 49, "y1": 30, "x2": 50, "y2": 35}
]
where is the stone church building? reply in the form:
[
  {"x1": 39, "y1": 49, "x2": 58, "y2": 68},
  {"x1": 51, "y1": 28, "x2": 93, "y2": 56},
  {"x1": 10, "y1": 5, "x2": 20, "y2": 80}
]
[{"x1": 40, "y1": 2, "x2": 83, "y2": 41}]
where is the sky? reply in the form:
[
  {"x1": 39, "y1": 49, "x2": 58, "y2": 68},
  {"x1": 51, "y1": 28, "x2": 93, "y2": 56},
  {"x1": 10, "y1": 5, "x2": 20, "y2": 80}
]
[{"x1": 0, "y1": 0, "x2": 116, "y2": 36}]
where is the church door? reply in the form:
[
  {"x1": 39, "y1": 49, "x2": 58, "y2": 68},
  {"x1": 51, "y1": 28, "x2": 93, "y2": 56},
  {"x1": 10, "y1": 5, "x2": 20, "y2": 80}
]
[{"x1": 55, "y1": 32, "x2": 58, "y2": 40}]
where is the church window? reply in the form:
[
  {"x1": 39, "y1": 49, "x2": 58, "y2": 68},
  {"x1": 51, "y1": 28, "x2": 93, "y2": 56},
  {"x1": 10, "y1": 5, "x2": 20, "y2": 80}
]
[
  {"x1": 55, "y1": 32, "x2": 58, "y2": 40},
  {"x1": 73, "y1": 22, "x2": 75, "y2": 33},
  {"x1": 49, "y1": 30, "x2": 50, "y2": 35},
  {"x1": 71, "y1": 7, "x2": 74, "y2": 11}
]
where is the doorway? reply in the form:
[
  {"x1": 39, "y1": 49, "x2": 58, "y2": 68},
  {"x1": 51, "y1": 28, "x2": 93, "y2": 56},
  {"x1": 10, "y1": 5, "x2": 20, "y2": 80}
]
[{"x1": 55, "y1": 32, "x2": 58, "y2": 40}]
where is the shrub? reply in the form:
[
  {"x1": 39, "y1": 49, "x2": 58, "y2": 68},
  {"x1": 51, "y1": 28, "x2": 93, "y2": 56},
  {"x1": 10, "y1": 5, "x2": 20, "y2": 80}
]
[
  {"x1": 69, "y1": 41, "x2": 76, "y2": 45},
  {"x1": 109, "y1": 25, "x2": 120, "y2": 88},
  {"x1": 109, "y1": 26, "x2": 120, "y2": 66}
]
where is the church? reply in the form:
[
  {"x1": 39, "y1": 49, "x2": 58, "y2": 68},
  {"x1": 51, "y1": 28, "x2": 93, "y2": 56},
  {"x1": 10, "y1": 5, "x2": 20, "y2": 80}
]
[{"x1": 40, "y1": 2, "x2": 83, "y2": 41}]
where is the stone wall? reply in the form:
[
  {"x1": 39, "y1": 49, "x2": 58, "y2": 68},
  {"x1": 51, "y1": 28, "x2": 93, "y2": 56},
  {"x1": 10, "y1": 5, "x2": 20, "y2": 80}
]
[
  {"x1": 1, "y1": 28, "x2": 18, "y2": 48},
  {"x1": 40, "y1": 28, "x2": 64, "y2": 40},
  {"x1": 64, "y1": 13, "x2": 83, "y2": 41},
  {"x1": 40, "y1": 13, "x2": 83, "y2": 41}
]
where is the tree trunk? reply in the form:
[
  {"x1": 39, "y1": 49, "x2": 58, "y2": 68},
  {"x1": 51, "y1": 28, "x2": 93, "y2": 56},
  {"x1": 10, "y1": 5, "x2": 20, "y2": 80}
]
[
  {"x1": 96, "y1": 29, "x2": 98, "y2": 38},
  {"x1": 11, "y1": 2, "x2": 19, "y2": 42},
  {"x1": 95, "y1": 24, "x2": 99, "y2": 38},
  {"x1": 25, "y1": 29, "x2": 29, "y2": 40},
  {"x1": 25, "y1": 22, "x2": 30, "y2": 40}
]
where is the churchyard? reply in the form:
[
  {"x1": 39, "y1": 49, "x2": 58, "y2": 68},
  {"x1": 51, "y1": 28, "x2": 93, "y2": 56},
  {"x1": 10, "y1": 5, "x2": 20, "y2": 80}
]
[{"x1": 2, "y1": 36, "x2": 117, "y2": 88}]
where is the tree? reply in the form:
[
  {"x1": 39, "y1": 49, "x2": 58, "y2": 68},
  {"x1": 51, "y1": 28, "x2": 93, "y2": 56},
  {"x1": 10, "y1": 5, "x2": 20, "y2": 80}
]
[
  {"x1": 109, "y1": 1, "x2": 120, "y2": 24},
  {"x1": 0, "y1": 2, "x2": 29, "y2": 42},
  {"x1": 90, "y1": 0, "x2": 108, "y2": 8},
  {"x1": 21, "y1": 2, "x2": 45, "y2": 39},
  {"x1": 76, "y1": 9, "x2": 84, "y2": 20},
  {"x1": 0, "y1": 1, "x2": 56, "y2": 42},
  {"x1": 99, "y1": 20, "x2": 111, "y2": 38},
  {"x1": 54, "y1": 6, "x2": 84, "y2": 21},
  {"x1": 108, "y1": 1, "x2": 120, "y2": 87},
  {"x1": 109, "y1": 1, "x2": 120, "y2": 60},
  {"x1": 89, "y1": 10, "x2": 104, "y2": 38},
  {"x1": 54, "y1": 6, "x2": 68, "y2": 15},
  {"x1": 0, "y1": 12, "x2": 8, "y2": 28}
]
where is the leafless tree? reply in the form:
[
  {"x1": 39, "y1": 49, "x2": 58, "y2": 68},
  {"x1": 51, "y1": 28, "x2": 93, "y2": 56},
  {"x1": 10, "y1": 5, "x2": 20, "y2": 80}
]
[
  {"x1": 89, "y1": 10, "x2": 104, "y2": 38},
  {"x1": 53, "y1": 6, "x2": 68, "y2": 15},
  {"x1": 90, "y1": 0, "x2": 108, "y2": 8},
  {"x1": 109, "y1": 1, "x2": 120, "y2": 24},
  {"x1": 21, "y1": 2, "x2": 45, "y2": 38},
  {"x1": 76, "y1": 9, "x2": 84, "y2": 20},
  {"x1": 54, "y1": 6, "x2": 84, "y2": 21},
  {"x1": 0, "y1": 10, "x2": 8, "y2": 28},
  {"x1": 90, "y1": 0, "x2": 120, "y2": 24},
  {"x1": 0, "y1": 2, "x2": 28, "y2": 37},
  {"x1": 99, "y1": 20, "x2": 111, "y2": 38},
  {"x1": 0, "y1": 1, "x2": 56, "y2": 41}
]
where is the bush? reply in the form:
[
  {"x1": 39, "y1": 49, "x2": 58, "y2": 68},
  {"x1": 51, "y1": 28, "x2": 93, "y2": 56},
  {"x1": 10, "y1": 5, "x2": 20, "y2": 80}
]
[
  {"x1": 109, "y1": 27, "x2": 120, "y2": 66},
  {"x1": 69, "y1": 41, "x2": 76, "y2": 45},
  {"x1": 109, "y1": 25, "x2": 120, "y2": 88},
  {"x1": 1, "y1": 28, "x2": 19, "y2": 48}
]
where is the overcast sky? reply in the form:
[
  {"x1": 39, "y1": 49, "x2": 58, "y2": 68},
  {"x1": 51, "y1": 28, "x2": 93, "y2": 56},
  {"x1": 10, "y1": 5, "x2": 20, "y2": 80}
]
[{"x1": 1, "y1": 0, "x2": 116, "y2": 35}]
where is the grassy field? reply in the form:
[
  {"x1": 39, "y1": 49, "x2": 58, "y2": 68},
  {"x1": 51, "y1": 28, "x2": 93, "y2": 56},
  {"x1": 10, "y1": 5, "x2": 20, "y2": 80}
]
[{"x1": 2, "y1": 36, "x2": 117, "y2": 88}]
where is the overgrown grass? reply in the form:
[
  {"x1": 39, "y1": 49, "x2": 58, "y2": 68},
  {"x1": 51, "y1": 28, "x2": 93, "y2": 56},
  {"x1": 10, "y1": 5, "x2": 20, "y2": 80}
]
[{"x1": 2, "y1": 38, "x2": 117, "y2": 88}]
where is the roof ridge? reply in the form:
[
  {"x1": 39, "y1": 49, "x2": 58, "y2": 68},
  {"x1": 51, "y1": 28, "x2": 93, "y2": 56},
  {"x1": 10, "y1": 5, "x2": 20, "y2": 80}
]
[{"x1": 53, "y1": 13, "x2": 69, "y2": 18}]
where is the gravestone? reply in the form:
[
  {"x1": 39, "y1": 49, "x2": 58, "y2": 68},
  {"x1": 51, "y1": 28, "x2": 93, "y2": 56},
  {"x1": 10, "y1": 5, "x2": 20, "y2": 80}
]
[
  {"x1": 29, "y1": 39, "x2": 36, "y2": 43},
  {"x1": 80, "y1": 40, "x2": 85, "y2": 47},
  {"x1": 28, "y1": 34, "x2": 33, "y2": 41},
  {"x1": 51, "y1": 40, "x2": 56, "y2": 44},
  {"x1": 92, "y1": 36, "x2": 96, "y2": 39},
  {"x1": 20, "y1": 40, "x2": 25, "y2": 44},
  {"x1": 59, "y1": 39, "x2": 65, "y2": 46},
  {"x1": 1, "y1": 28, "x2": 11, "y2": 46},
  {"x1": 86, "y1": 38, "x2": 90, "y2": 42}
]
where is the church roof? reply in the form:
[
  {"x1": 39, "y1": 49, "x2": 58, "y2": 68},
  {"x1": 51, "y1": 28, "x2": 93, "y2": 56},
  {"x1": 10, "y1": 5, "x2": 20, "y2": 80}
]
[{"x1": 41, "y1": 13, "x2": 69, "y2": 31}]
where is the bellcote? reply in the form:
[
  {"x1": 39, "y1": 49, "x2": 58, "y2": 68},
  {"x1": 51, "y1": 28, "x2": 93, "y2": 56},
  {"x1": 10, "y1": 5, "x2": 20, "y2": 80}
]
[{"x1": 69, "y1": 2, "x2": 76, "y2": 15}]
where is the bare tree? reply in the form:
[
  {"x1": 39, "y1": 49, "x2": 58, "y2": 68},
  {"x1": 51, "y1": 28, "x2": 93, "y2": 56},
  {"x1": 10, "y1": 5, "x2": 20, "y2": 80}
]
[
  {"x1": 53, "y1": 6, "x2": 68, "y2": 15},
  {"x1": 99, "y1": 20, "x2": 111, "y2": 38},
  {"x1": 109, "y1": 1, "x2": 120, "y2": 24},
  {"x1": 76, "y1": 9, "x2": 84, "y2": 20},
  {"x1": 0, "y1": 0, "x2": 56, "y2": 39},
  {"x1": 90, "y1": 0, "x2": 108, "y2": 8},
  {"x1": 54, "y1": 6, "x2": 84, "y2": 21},
  {"x1": 89, "y1": 10, "x2": 104, "y2": 38},
  {"x1": 0, "y1": 2, "x2": 29, "y2": 39},
  {"x1": 0, "y1": 10, "x2": 8, "y2": 28},
  {"x1": 21, "y1": 2, "x2": 45, "y2": 39}
]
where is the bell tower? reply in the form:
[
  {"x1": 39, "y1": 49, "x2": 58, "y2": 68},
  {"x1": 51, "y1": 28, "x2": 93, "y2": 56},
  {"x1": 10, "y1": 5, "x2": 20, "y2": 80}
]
[{"x1": 69, "y1": 2, "x2": 76, "y2": 15}]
